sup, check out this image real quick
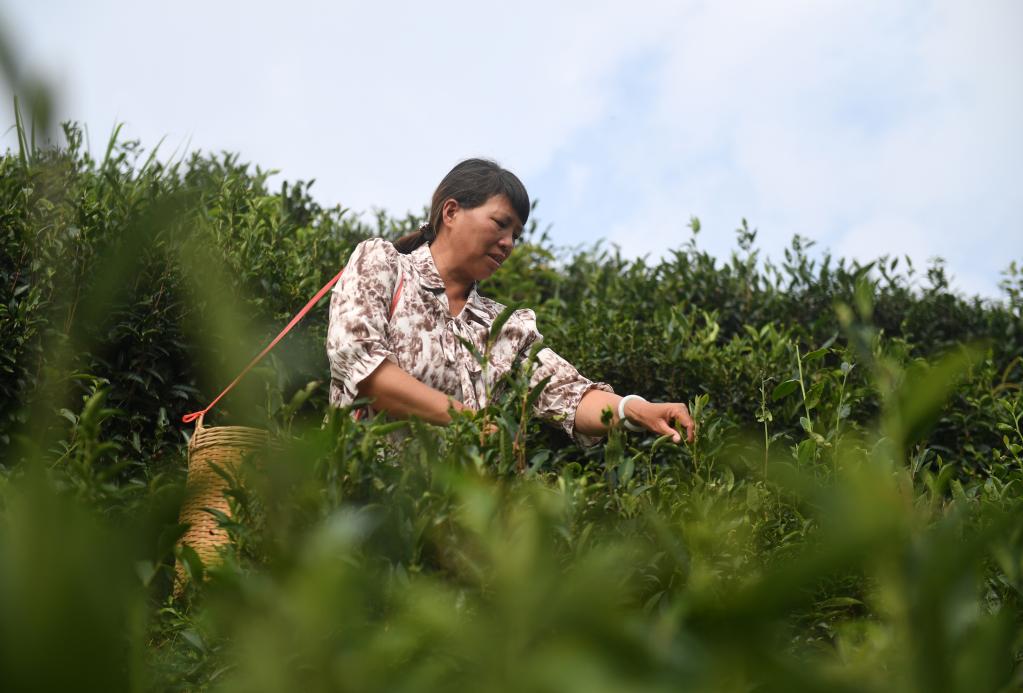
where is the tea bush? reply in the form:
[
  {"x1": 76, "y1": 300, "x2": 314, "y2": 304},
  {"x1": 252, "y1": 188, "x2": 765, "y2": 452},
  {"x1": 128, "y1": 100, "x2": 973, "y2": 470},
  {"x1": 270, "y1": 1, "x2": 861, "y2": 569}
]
[{"x1": 1, "y1": 123, "x2": 1022, "y2": 691}]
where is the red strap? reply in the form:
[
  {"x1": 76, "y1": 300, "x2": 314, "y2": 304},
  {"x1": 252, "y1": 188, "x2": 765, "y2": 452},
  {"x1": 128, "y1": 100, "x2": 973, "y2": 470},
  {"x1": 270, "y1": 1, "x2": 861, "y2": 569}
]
[
  {"x1": 182, "y1": 269, "x2": 345, "y2": 423},
  {"x1": 182, "y1": 266, "x2": 407, "y2": 425},
  {"x1": 390, "y1": 274, "x2": 405, "y2": 318}
]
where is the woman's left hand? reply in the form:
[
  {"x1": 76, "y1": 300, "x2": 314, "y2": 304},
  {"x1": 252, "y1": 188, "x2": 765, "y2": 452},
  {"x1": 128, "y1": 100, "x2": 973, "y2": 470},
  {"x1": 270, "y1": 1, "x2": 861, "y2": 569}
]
[{"x1": 623, "y1": 399, "x2": 696, "y2": 444}]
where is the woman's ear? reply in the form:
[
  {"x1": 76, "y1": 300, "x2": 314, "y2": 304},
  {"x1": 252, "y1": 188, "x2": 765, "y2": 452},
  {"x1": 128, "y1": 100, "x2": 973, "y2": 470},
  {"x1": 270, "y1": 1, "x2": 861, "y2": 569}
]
[{"x1": 441, "y1": 198, "x2": 460, "y2": 227}]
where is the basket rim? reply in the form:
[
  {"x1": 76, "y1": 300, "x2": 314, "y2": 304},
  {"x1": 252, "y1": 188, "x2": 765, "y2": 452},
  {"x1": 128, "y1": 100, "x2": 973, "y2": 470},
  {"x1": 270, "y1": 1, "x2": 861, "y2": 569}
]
[{"x1": 189, "y1": 419, "x2": 273, "y2": 451}]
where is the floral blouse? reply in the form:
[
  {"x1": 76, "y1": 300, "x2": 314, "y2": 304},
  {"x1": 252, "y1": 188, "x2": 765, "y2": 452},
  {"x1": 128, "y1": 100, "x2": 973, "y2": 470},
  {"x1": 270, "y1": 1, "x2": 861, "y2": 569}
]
[{"x1": 326, "y1": 238, "x2": 614, "y2": 447}]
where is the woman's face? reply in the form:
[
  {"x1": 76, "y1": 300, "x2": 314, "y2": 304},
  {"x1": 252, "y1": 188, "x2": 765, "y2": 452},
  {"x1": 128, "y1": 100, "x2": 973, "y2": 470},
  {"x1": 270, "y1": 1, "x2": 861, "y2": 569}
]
[{"x1": 440, "y1": 194, "x2": 523, "y2": 281}]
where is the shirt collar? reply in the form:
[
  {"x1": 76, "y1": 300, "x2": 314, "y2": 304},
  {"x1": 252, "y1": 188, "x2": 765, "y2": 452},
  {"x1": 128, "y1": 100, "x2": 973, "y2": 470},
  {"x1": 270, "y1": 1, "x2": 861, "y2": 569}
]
[
  {"x1": 463, "y1": 287, "x2": 490, "y2": 321},
  {"x1": 410, "y1": 243, "x2": 445, "y2": 289},
  {"x1": 410, "y1": 243, "x2": 489, "y2": 320}
]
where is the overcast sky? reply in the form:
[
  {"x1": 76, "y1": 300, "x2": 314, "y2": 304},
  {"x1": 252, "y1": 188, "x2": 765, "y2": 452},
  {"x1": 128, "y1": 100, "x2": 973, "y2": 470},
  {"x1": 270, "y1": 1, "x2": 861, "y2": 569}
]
[{"x1": 3, "y1": 0, "x2": 1021, "y2": 298}]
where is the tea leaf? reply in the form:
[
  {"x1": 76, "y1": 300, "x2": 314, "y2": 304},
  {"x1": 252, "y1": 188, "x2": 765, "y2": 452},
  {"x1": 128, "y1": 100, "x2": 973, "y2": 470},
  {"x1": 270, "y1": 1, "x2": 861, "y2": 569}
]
[{"x1": 772, "y1": 379, "x2": 799, "y2": 400}]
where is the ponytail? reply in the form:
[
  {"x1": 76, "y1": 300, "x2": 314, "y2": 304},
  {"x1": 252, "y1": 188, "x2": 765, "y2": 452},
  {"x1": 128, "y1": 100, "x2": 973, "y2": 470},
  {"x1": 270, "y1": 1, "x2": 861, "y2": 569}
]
[{"x1": 393, "y1": 222, "x2": 438, "y2": 254}]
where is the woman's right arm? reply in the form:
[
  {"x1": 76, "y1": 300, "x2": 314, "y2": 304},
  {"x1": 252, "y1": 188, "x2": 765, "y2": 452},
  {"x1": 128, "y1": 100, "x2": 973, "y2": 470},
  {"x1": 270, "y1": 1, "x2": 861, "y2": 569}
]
[
  {"x1": 328, "y1": 238, "x2": 471, "y2": 425},
  {"x1": 357, "y1": 360, "x2": 470, "y2": 425}
]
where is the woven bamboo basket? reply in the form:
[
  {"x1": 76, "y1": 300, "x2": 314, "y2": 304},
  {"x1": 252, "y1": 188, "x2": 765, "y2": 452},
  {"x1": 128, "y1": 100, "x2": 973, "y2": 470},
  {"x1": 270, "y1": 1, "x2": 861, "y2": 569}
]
[
  {"x1": 174, "y1": 259, "x2": 402, "y2": 594},
  {"x1": 174, "y1": 414, "x2": 271, "y2": 593}
]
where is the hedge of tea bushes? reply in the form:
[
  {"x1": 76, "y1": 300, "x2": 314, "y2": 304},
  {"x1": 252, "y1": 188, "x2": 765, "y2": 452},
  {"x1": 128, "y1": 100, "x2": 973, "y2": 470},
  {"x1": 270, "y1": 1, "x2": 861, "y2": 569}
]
[
  {"x1": 3, "y1": 125, "x2": 1020, "y2": 476},
  {"x1": 1, "y1": 125, "x2": 1022, "y2": 691}
]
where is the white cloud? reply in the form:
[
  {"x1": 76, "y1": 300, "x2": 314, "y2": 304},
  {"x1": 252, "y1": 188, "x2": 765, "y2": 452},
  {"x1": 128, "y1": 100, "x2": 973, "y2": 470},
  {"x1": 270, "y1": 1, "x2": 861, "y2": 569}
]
[
  {"x1": 2, "y1": 0, "x2": 1020, "y2": 298},
  {"x1": 595, "y1": 0, "x2": 1023, "y2": 298},
  {"x1": 3, "y1": 0, "x2": 668, "y2": 212}
]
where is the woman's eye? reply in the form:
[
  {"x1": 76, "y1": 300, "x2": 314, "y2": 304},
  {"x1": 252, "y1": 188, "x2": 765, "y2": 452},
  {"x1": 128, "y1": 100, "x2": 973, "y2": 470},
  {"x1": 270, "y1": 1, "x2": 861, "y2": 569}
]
[{"x1": 494, "y1": 217, "x2": 520, "y2": 241}]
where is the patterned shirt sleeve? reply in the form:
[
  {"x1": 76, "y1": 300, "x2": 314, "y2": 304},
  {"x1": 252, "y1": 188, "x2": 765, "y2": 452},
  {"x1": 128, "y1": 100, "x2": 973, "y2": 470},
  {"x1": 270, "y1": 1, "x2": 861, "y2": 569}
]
[
  {"x1": 512, "y1": 310, "x2": 615, "y2": 448},
  {"x1": 326, "y1": 238, "x2": 400, "y2": 408}
]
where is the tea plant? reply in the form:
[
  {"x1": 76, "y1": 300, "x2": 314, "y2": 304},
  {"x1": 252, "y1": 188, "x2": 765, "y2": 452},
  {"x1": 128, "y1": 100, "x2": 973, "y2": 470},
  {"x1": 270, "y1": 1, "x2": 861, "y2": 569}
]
[{"x1": 1, "y1": 122, "x2": 1021, "y2": 692}]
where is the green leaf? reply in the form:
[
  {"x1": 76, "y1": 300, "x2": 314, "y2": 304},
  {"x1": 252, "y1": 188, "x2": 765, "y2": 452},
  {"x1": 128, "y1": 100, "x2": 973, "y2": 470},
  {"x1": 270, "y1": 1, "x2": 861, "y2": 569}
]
[
  {"x1": 797, "y1": 438, "x2": 816, "y2": 466},
  {"x1": 805, "y1": 380, "x2": 825, "y2": 411},
  {"x1": 950, "y1": 479, "x2": 969, "y2": 505},
  {"x1": 524, "y1": 375, "x2": 553, "y2": 414},
  {"x1": 157, "y1": 523, "x2": 190, "y2": 560},
  {"x1": 643, "y1": 590, "x2": 665, "y2": 614},
  {"x1": 177, "y1": 544, "x2": 205, "y2": 583},
  {"x1": 746, "y1": 485, "x2": 763, "y2": 511},
  {"x1": 486, "y1": 304, "x2": 520, "y2": 351},
  {"x1": 650, "y1": 434, "x2": 673, "y2": 457},
  {"x1": 886, "y1": 346, "x2": 983, "y2": 451},
  {"x1": 370, "y1": 420, "x2": 412, "y2": 436},
  {"x1": 180, "y1": 628, "x2": 206, "y2": 653},
  {"x1": 456, "y1": 335, "x2": 485, "y2": 367},
  {"x1": 817, "y1": 597, "x2": 863, "y2": 610},
  {"x1": 280, "y1": 380, "x2": 319, "y2": 420},
  {"x1": 619, "y1": 457, "x2": 635, "y2": 484},
  {"x1": 772, "y1": 379, "x2": 799, "y2": 401},
  {"x1": 527, "y1": 449, "x2": 551, "y2": 473},
  {"x1": 134, "y1": 560, "x2": 157, "y2": 587},
  {"x1": 804, "y1": 347, "x2": 828, "y2": 362},
  {"x1": 207, "y1": 461, "x2": 240, "y2": 487}
]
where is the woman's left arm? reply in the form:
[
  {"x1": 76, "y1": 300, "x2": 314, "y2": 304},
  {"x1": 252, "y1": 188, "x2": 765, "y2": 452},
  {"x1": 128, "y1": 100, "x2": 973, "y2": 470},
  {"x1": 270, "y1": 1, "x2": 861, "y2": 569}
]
[{"x1": 574, "y1": 390, "x2": 696, "y2": 444}]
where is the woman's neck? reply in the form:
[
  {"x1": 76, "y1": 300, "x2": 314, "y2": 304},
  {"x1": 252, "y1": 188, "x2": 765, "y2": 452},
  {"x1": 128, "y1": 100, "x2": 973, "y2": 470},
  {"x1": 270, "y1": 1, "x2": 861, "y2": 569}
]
[{"x1": 428, "y1": 240, "x2": 474, "y2": 300}]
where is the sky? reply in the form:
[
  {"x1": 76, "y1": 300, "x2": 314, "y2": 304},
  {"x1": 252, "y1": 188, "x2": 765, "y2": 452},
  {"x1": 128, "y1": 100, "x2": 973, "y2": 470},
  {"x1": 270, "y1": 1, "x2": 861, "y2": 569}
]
[{"x1": 2, "y1": 0, "x2": 1021, "y2": 299}]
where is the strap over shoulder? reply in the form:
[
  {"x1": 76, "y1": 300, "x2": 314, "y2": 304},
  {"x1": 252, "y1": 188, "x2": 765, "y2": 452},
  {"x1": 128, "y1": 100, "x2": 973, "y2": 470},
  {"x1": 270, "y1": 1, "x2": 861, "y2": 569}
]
[{"x1": 183, "y1": 239, "x2": 405, "y2": 425}]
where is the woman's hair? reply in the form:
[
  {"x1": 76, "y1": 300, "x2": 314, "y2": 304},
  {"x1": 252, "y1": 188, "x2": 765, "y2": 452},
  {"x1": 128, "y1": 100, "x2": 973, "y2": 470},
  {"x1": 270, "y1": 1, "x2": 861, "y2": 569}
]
[{"x1": 393, "y1": 158, "x2": 530, "y2": 254}]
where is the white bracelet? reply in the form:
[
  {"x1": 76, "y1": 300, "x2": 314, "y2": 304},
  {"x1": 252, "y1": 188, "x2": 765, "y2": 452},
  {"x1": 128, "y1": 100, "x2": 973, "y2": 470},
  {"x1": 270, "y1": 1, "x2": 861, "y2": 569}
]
[{"x1": 617, "y1": 394, "x2": 646, "y2": 432}]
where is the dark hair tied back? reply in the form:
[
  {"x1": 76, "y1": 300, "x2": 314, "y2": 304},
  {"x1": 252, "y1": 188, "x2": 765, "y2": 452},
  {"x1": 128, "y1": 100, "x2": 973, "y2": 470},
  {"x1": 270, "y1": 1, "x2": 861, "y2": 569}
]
[{"x1": 394, "y1": 158, "x2": 529, "y2": 254}]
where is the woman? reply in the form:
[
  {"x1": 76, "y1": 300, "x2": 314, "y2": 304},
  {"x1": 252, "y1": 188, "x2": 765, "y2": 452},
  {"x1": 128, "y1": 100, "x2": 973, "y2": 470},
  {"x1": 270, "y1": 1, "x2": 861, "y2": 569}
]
[{"x1": 326, "y1": 159, "x2": 695, "y2": 448}]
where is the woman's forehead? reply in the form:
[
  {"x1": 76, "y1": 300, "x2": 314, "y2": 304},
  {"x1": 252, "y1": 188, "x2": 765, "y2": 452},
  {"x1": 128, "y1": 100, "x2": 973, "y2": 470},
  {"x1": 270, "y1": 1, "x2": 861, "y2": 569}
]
[{"x1": 485, "y1": 194, "x2": 521, "y2": 222}]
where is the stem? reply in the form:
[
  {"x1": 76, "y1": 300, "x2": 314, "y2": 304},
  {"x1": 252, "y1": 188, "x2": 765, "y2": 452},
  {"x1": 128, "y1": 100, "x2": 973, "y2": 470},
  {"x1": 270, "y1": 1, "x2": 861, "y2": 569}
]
[
  {"x1": 1012, "y1": 402, "x2": 1023, "y2": 466},
  {"x1": 833, "y1": 371, "x2": 848, "y2": 437},
  {"x1": 760, "y1": 378, "x2": 769, "y2": 479},
  {"x1": 516, "y1": 392, "x2": 527, "y2": 473},
  {"x1": 832, "y1": 368, "x2": 849, "y2": 477},
  {"x1": 795, "y1": 344, "x2": 812, "y2": 434}
]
